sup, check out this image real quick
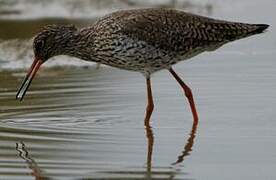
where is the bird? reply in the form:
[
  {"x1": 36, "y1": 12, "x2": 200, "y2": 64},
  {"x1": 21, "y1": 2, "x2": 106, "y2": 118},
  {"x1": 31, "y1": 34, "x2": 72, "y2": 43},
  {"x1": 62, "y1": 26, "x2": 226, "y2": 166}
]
[{"x1": 16, "y1": 8, "x2": 269, "y2": 126}]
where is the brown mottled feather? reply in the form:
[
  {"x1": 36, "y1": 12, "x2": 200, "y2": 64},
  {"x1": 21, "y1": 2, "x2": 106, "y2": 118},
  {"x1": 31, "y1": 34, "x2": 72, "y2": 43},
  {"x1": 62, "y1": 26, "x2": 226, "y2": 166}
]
[
  {"x1": 32, "y1": 8, "x2": 268, "y2": 74},
  {"x1": 97, "y1": 8, "x2": 266, "y2": 53}
]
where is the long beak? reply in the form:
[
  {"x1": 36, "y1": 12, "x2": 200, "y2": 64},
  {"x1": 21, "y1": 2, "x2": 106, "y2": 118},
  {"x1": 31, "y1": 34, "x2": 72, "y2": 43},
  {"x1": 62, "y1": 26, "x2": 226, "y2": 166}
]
[{"x1": 16, "y1": 57, "x2": 43, "y2": 101}]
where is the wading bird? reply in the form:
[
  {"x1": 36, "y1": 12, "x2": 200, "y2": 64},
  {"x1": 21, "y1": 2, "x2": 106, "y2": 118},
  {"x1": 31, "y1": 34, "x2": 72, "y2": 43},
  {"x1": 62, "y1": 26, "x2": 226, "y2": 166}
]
[{"x1": 16, "y1": 8, "x2": 269, "y2": 126}]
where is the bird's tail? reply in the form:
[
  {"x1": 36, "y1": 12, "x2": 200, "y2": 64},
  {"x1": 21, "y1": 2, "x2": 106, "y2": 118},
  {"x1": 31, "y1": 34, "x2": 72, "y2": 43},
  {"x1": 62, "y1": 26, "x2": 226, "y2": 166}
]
[
  {"x1": 224, "y1": 23, "x2": 269, "y2": 41},
  {"x1": 248, "y1": 24, "x2": 269, "y2": 35}
]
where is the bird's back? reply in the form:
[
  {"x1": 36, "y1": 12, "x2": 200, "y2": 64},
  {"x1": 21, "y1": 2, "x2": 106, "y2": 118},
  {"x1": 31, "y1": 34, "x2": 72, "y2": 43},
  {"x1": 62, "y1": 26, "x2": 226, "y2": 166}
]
[
  {"x1": 93, "y1": 8, "x2": 268, "y2": 53},
  {"x1": 86, "y1": 8, "x2": 268, "y2": 74}
]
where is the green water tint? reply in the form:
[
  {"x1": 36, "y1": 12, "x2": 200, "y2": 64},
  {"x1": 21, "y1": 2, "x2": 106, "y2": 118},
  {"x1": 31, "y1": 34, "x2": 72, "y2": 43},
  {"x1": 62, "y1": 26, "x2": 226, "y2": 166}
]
[{"x1": 0, "y1": 18, "x2": 94, "y2": 40}]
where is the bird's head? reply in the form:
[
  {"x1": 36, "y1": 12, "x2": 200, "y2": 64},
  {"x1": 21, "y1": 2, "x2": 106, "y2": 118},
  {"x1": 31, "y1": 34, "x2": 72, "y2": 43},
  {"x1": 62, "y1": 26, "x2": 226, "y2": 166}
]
[
  {"x1": 33, "y1": 24, "x2": 77, "y2": 62},
  {"x1": 16, "y1": 24, "x2": 78, "y2": 101}
]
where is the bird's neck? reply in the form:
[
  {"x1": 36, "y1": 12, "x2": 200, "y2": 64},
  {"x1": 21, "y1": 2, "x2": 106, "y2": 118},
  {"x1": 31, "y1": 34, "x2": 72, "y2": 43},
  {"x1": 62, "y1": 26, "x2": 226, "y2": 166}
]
[{"x1": 61, "y1": 30, "x2": 99, "y2": 62}]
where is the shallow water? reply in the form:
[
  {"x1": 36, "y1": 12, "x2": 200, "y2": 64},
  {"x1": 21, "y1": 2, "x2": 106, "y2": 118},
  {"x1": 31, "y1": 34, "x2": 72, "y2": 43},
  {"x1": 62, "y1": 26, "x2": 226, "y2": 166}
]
[{"x1": 1, "y1": 0, "x2": 276, "y2": 179}]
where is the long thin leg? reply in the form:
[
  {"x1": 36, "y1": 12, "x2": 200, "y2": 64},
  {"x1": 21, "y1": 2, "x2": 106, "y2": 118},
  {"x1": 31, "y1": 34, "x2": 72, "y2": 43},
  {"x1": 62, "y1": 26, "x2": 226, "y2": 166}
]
[
  {"x1": 144, "y1": 77, "x2": 154, "y2": 176},
  {"x1": 95, "y1": 63, "x2": 101, "y2": 69},
  {"x1": 169, "y1": 68, "x2": 199, "y2": 123},
  {"x1": 144, "y1": 77, "x2": 154, "y2": 126}
]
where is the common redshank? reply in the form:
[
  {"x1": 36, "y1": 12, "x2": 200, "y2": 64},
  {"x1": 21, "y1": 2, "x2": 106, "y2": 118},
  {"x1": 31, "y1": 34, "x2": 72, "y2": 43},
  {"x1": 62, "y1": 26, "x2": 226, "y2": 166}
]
[{"x1": 16, "y1": 8, "x2": 269, "y2": 125}]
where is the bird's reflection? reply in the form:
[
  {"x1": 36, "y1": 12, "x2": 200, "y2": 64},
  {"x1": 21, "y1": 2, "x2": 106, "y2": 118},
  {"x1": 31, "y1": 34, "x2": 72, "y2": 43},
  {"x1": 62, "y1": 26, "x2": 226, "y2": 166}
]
[
  {"x1": 15, "y1": 141, "x2": 49, "y2": 180},
  {"x1": 145, "y1": 124, "x2": 154, "y2": 179},
  {"x1": 15, "y1": 120, "x2": 198, "y2": 180},
  {"x1": 144, "y1": 119, "x2": 198, "y2": 176},
  {"x1": 173, "y1": 119, "x2": 198, "y2": 165}
]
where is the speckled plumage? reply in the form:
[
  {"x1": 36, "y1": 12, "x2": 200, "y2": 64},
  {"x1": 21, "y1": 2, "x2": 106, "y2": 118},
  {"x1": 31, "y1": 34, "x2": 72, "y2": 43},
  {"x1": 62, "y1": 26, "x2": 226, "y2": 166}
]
[
  {"x1": 17, "y1": 8, "x2": 269, "y2": 124},
  {"x1": 34, "y1": 8, "x2": 268, "y2": 76}
]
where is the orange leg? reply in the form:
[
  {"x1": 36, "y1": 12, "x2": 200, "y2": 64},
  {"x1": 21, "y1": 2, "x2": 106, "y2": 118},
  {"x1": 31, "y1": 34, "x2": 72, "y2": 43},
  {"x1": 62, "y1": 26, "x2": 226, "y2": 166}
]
[
  {"x1": 144, "y1": 77, "x2": 154, "y2": 126},
  {"x1": 169, "y1": 68, "x2": 199, "y2": 123}
]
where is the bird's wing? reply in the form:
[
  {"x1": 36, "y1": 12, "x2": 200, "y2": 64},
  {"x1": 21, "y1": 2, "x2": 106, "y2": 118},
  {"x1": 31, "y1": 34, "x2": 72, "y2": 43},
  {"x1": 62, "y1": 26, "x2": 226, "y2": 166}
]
[{"x1": 110, "y1": 8, "x2": 261, "y2": 53}]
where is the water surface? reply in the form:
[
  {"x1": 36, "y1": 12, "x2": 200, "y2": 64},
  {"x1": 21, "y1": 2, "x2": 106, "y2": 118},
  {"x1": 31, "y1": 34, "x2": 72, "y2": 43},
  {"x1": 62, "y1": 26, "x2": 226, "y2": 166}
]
[{"x1": 0, "y1": 0, "x2": 276, "y2": 179}]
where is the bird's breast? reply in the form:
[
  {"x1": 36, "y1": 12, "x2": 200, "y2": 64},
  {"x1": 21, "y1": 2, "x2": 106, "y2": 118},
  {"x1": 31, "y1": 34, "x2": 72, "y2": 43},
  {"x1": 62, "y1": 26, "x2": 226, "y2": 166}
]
[{"x1": 93, "y1": 35, "x2": 177, "y2": 73}]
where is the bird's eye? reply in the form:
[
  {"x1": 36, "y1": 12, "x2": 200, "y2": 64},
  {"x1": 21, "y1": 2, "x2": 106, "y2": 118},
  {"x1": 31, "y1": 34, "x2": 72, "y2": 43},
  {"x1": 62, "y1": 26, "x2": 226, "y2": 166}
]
[{"x1": 35, "y1": 40, "x2": 44, "y2": 51}]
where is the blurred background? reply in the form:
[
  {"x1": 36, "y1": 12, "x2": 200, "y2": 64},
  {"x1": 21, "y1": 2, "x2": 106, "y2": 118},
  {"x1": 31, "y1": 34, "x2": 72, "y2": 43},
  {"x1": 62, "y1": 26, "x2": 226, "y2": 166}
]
[{"x1": 0, "y1": 0, "x2": 275, "y2": 180}]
